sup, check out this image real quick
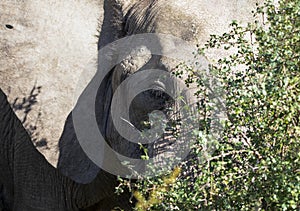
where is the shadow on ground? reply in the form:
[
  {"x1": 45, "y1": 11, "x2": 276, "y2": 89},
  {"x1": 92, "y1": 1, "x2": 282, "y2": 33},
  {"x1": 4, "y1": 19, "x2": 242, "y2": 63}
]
[{"x1": 8, "y1": 85, "x2": 48, "y2": 149}]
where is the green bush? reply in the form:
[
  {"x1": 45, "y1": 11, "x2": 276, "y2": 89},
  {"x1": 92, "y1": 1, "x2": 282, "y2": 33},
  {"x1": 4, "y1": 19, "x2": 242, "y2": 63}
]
[{"x1": 117, "y1": 0, "x2": 300, "y2": 210}]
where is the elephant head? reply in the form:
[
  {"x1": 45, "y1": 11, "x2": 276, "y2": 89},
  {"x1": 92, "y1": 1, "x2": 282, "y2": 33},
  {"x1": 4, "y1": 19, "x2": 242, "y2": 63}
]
[{"x1": 58, "y1": 0, "x2": 202, "y2": 183}]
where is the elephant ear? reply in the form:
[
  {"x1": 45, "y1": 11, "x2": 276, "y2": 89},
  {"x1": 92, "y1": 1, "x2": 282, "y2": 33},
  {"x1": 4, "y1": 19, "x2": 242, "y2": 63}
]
[
  {"x1": 57, "y1": 71, "x2": 114, "y2": 184},
  {"x1": 58, "y1": 0, "x2": 126, "y2": 184},
  {"x1": 57, "y1": 113, "x2": 100, "y2": 184}
]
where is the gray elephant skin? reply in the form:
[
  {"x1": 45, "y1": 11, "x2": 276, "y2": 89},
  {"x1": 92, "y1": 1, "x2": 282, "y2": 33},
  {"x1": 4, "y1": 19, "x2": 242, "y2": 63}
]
[
  {"x1": 0, "y1": 88, "x2": 133, "y2": 210},
  {"x1": 58, "y1": 0, "x2": 201, "y2": 181},
  {"x1": 0, "y1": 0, "x2": 201, "y2": 210}
]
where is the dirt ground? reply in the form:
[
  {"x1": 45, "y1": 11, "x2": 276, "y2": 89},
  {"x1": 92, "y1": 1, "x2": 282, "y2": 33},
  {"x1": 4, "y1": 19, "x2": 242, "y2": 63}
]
[
  {"x1": 0, "y1": 0, "x2": 260, "y2": 166},
  {"x1": 0, "y1": 0, "x2": 103, "y2": 166}
]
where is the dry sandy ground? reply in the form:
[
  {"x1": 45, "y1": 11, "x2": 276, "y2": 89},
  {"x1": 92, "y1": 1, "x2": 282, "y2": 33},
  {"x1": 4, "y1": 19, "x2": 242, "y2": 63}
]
[
  {"x1": 0, "y1": 0, "x2": 103, "y2": 165},
  {"x1": 0, "y1": 0, "x2": 261, "y2": 166}
]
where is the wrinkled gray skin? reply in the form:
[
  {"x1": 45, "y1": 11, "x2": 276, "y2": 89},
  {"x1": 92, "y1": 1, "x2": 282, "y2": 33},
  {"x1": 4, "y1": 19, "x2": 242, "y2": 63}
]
[
  {"x1": 59, "y1": 0, "x2": 201, "y2": 209},
  {"x1": 0, "y1": 0, "x2": 201, "y2": 210},
  {"x1": 59, "y1": 0, "x2": 201, "y2": 178},
  {"x1": 0, "y1": 89, "x2": 125, "y2": 210}
]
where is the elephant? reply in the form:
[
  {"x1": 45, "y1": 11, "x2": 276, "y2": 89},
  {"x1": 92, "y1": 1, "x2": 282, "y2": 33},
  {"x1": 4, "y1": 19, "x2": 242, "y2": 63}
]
[
  {"x1": 59, "y1": 0, "x2": 202, "y2": 178},
  {"x1": 58, "y1": 0, "x2": 201, "y2": 208},
  {"x1": 0, "y1": 0, "x2": 202, "y2": 210}
]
